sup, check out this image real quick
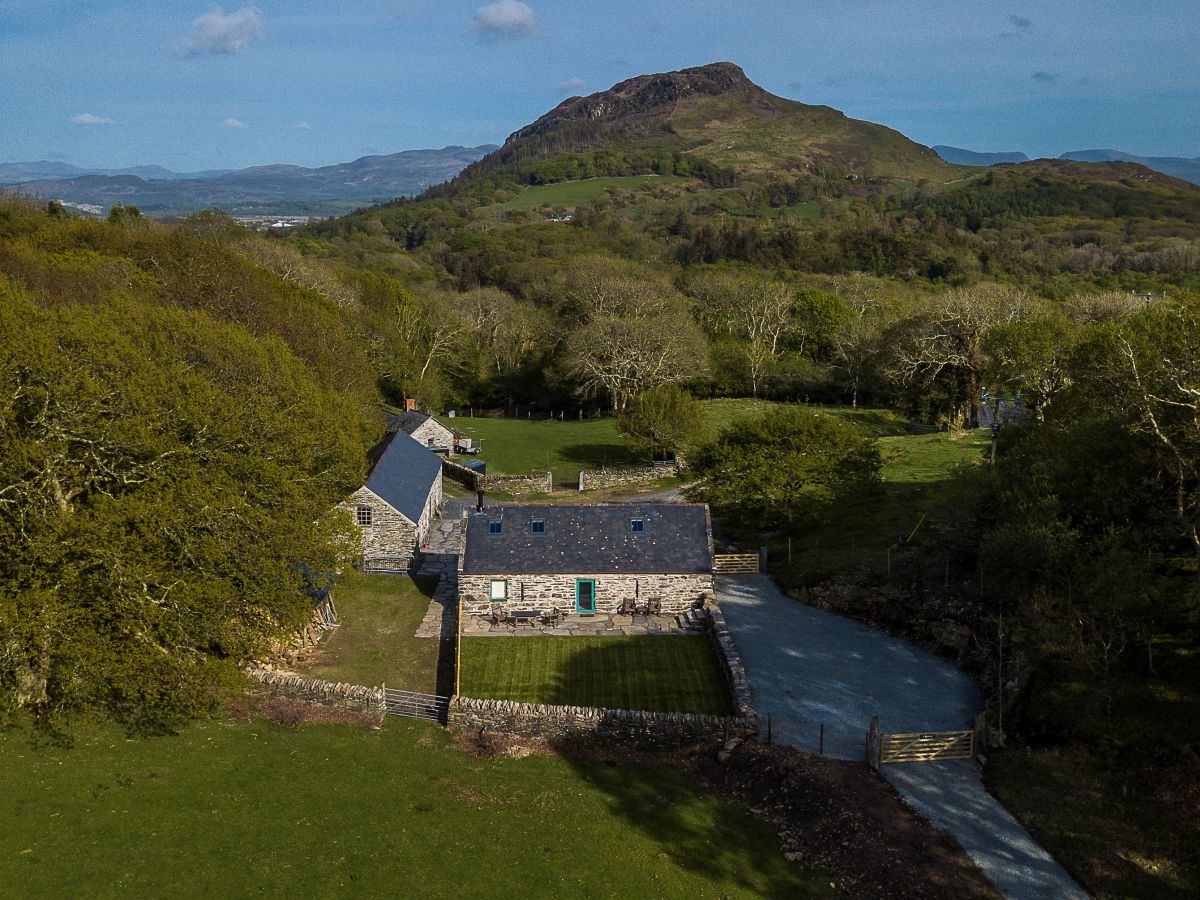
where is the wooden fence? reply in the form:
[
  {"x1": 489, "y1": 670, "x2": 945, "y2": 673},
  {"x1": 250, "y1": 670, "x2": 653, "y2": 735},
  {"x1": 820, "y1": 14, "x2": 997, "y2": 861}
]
[{"x1": 714, "y1": 553, "x2": 760, "y2": 574}]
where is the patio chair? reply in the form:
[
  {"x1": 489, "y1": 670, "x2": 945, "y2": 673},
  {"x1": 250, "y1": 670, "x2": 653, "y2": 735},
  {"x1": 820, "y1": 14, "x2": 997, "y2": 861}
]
[
  {"x1": 647, "y1": 597, "x2": 662, "y2": 616},
  {"x1": 618, "y1": 597, "x2": 637, "y2": 617},
  {"x1": 491, "y1": 605, "x2": 508, "y2": 626},
  {"x1": 544, "y1": 608, "x2": 562, "y2": 627}
]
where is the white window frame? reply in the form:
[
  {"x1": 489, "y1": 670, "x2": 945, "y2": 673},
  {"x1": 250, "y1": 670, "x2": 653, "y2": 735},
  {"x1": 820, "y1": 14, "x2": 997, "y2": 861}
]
[{"x1": 489, "y1": 579, "x2": 508, "y2": 601}]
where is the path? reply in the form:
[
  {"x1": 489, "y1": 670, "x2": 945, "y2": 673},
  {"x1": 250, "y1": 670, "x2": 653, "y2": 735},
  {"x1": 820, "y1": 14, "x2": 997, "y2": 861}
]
[{"x1": 716, "y1": 574, "x2": 1087, "y2": 900}]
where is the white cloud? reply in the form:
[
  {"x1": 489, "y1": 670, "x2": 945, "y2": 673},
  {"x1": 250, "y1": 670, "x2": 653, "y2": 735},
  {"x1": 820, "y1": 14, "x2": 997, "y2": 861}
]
[
  {"x1": 469, "y1": 1, "x2": 536, "y2": 39},
  {"x1": 183, "y1": 5, "x2": 265, "y2": 57},
  {"x1": 556, "y1": 76, "x2": 585, "y2": 94},
  {"x1": 220, "y1": 117, "x2": 248, "y2": 128},
  {"x1": 71, "y1": 112, "x2": 115, "y2": 126},
  {"x1": 294, "y1": 121, "x2": 312, "y2": 130}
]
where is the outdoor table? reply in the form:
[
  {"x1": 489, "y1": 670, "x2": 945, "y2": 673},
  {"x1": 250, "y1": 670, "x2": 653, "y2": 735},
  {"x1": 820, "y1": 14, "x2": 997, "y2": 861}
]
[{"x1": 509, "y1": 609, "x2": 540, "y2": 627}]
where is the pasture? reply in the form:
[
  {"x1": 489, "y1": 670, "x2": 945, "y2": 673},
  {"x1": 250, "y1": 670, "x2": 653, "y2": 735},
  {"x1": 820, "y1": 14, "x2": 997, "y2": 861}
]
[{"x1": 0, "y1": 718, "x2": 825, "y2": 898}]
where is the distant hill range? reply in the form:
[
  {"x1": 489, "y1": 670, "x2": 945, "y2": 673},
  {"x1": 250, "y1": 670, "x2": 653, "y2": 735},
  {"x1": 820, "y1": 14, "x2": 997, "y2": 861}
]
[
  {"x1": 935, "y1": 145, "x2": 1200, "y2": 185},
  {"x1": 431, "y1": 62, "x2": 951, "y2": 198},
  {"x1": 0, "y1": 161, "x2": 236, "y2": 183},
  {"x1": 4, "y1": 146, "x2": 497, "y2": 217},
  {"x1": 932, "y1": 146, "x2": 1030, "y2": 166}
]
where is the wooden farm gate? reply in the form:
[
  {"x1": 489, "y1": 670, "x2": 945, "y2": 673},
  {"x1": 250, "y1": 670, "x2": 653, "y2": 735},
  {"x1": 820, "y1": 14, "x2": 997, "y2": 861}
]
[
  {"x1": 879, "y1": 729, "x2": 974, "y2": 764},
  {"x1": 714, "y1": 553, "x2": 760, "y2": 574},
  {"x1": 383, "y1": 688, "x2": 449, "y2": 723}
]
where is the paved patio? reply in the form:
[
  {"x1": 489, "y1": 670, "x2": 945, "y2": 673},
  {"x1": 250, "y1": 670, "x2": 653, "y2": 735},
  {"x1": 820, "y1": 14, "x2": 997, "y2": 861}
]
[{"x1": 460, "y1": 609, "x2": 707, "y2": 637}]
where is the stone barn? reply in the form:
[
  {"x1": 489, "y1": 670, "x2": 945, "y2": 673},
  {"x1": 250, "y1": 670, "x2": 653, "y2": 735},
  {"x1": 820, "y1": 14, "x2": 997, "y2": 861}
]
[
  {"x1": 388, "y1": 409, "x2": 458, "y2": 453},
  {"x1": 458, "y1": 504, "x2": 714, "y2": 618},
  {"x1": 341, "y1": 430, "x2": 443, "y2": 573}
]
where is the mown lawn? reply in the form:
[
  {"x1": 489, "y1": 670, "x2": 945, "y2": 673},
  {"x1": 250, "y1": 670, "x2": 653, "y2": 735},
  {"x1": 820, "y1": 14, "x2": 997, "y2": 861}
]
[
  {"x1": 447, "y1": 415, "x2": 645, "y2": 486},
  {"x1": 293, "y1": 575, "x2": 443, "y2": 693},
  {"x1": 460, "y1": 636, "x2": 732, "y2": 716},
  {"x1": 0, "y1": 718, "x2": 827, "y2": 899}
]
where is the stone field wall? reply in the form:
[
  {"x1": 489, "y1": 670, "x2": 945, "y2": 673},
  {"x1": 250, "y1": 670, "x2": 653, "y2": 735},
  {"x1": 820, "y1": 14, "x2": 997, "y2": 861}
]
[
  {"x1": 447, "y1": 696, "x2": 751, "y2": 747},
  {"x1": 578, "y1": 463, "x2": 678, "y2": 491},
  {"x1": 245, "y1": 669, "x2": 384, "y2": 720},
  {"x1": 441, "y1": 458, "x2": 552, "y2": 496}
]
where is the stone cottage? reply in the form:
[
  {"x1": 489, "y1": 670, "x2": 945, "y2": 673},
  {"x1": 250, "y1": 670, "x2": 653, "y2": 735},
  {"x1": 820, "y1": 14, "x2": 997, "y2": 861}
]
[
  {"x1": 388, "y1": 408, "x2": 459, "y2": 453},
  {"x1": 341, "y1": 429, "x2": 443, "y2": 573},
  {"x1": 458, "y1": 503, "x2": 714, "y2": 617}
]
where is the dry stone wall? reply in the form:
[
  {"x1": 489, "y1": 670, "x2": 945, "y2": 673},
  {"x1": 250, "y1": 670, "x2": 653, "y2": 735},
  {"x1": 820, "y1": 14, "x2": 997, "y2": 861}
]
[
  {"x1": 459, "y1": 571, "x2": 713, "y2": 617},
  {"x1": 245, "y1": 669, "x2": 384, "y2": 720},
  {"x1": 707, "y1": 602, "x2": 756, "y2": 725},
  {"x1": 578, "y1": 464, "x2": 678, "y2": 491},
  {"x1": 440, "y1": 459, "x2": 552, "y2": 496},
  {"x1": 447, "y1": 696, "x2": 750, "y2": 746}
]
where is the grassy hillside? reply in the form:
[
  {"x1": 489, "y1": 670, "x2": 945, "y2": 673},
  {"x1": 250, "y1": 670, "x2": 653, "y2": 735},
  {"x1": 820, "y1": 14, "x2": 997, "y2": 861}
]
[{"x1": 490, "y1": 175, "x2": 689, "y2": 211}]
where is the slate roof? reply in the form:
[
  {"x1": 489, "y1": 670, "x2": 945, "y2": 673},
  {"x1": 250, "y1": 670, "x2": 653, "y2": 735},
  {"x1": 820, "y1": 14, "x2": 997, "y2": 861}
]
[
  {"x1": 362, "y1": 430, "x2": 442, "y2": 523},
  {"x1": 461, "y1": 504, "x2": 712, "y2": 575},
  {"x1": 387, "y1": 410, "x2": 457, "y2": 439}
]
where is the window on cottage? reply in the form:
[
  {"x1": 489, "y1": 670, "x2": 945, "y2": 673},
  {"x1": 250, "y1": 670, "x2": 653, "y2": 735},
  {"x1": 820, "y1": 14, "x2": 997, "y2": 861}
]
[
  {"x1": 356, "y1": 506, "x2": 373, "y2": 527},
  {"x1": 426, "y1": 436, "x2": 435, "y2": 446},
  {"x1": 531, "y1": 519, "x2": 545, "y2": 534},
  {"x1": 630, "y1": 518, "x2": 645, "y2": 533},
  {"x1": 488, "y1": 520, "x2": 503, "y2": 534},
  {"x1": 490, "y1": 580, "x2": 507, "y2": 600}
]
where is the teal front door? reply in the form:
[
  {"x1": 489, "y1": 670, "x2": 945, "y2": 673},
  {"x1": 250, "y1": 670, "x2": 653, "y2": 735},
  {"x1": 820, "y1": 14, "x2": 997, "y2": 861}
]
[{"x1": 575, "y1": 579, "x2": 596, "y2": 614}]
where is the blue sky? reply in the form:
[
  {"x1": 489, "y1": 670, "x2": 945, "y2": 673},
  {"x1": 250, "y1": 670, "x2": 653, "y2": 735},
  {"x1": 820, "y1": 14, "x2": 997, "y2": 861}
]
[{"x1": 1, "y1": 1, "x2": 1197, "y2": 170}]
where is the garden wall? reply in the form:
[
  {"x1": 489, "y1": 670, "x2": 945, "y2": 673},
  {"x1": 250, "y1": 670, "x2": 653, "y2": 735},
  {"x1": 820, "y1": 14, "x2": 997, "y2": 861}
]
[
  {"x1": 706, "y1": 603, "x2": 757, "y2": 725},
  {"x1": 441, "y1": 457, "x2": 552, "y2": 495},
  {"x1": 245, "y1": 669, "x2": 384, "y2": 720},
  {"x1": 447, "y1": 696, "x2": 751, "y2": 747},
  {"x1": 578, "y1": 461, "x2": 679, "y2": 491}
]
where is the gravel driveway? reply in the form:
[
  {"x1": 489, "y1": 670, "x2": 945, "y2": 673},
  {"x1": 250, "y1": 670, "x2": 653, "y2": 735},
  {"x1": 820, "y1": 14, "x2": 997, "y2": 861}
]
[{"x1": 717, "y1": 574, "x2": 1087, "y2": 900}]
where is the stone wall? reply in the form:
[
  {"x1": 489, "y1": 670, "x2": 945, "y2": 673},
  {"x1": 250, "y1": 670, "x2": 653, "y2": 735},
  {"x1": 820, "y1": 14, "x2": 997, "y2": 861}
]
[
  {"x1": 406, "y1": 417, "x2": 456, "y2": 450},
  {"x1": 578, "y1": 463, "x2": 678, "y2": 491},
  {"x1": 440, "y1": 459, "x2": 552, "y2": 496},
  {"x1": 342, "y1": 486, "x2": 418, "y2": 572},
  {"x1": 706, "y1": 602, "x2": 757, "y2": 726},
  {"x1": 245, "y1": 669, "x2": 384, "y2": 720},
  {"x1": 447, "y1": 695, "x2": 750, "y2": 747},
  {"x1": 459, "y1": 571, "x2": 713, "y2": 617}
]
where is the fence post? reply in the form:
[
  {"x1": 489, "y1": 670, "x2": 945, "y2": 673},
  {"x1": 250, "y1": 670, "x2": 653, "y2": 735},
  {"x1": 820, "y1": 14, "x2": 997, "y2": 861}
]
[
  {"x1": 865, "y1": 716, "x2": 881, "y2": 769},
  {"x1": 454, "y1": 599, "x2": 462, "y2": 698}
]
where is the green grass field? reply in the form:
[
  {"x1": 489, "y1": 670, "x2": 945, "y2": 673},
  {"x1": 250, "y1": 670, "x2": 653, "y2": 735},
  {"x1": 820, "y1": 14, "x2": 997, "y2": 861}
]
[
  {"x1": 770, "y1": 429, "x2": 990, "y2": 585},
  {"x1": 492, "y1": 175, "x2": 688, "y2": 211},
  {"x1": 293, "y1": 575, "x2": 443, "y2": 693},
  {"x1": 0, "y1": 718, "x2": 825, "y2": 899},
  {"x1": 448, "y1": 400, "x2": 919, "y2": 487},
  {"x1": 460, "y1": 636, "x2": 732, "y2": 716},
  {"x1": 448, "y1": 415, "x2": 643, "y2": 485}
]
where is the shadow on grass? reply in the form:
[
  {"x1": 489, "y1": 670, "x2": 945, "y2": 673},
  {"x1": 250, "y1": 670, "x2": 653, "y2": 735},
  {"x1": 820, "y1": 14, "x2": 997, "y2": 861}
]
[
  {"x1": 556, "y1": 442, "x2": 647, "y2": 470},
  {"x1": 526, "y1": 639, "x2": 819, "y2": 896}
]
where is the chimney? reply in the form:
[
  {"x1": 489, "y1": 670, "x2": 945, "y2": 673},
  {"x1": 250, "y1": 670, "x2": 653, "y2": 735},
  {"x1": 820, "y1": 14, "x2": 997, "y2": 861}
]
[
  {"x1": 405, "y1": 398, "x2": 417, "y2": 411},
  {"x1": 476, "y1": 490, "x2": 485, "y2": 512}
]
